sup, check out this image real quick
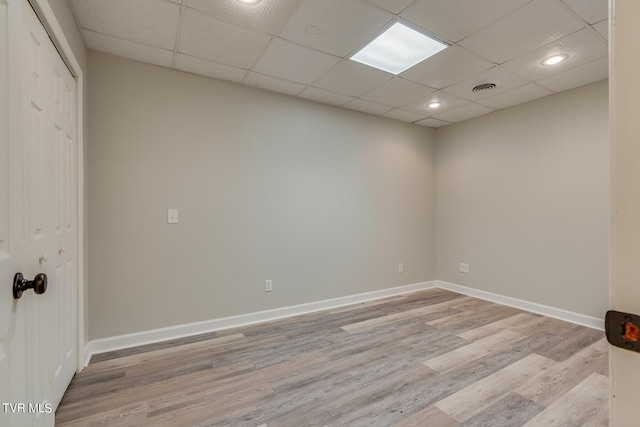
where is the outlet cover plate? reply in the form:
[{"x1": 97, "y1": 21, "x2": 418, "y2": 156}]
[{"x1": 168, "y1": 209, "x2": 179, "y2": 224}]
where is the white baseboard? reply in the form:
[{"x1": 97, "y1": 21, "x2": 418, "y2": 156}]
[
  {"x1": 82, "y1": 279, "x2": 605, "y2": 367},
  {"x1": 83, "y1": 281, "x2": 438, "y2": 367},
  {"x1": 436, "y1": 280, "x2": 604, "y2": 331},
  {"x1": 83, "y1": 343, "x2": 92, "y2": 368}
]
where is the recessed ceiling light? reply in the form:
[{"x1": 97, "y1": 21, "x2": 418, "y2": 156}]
[
  {"x1": 350, "y1": 22, "x2": 447, "y2": 75},
  {"x1": 541, "y1": 54, "x2": 569, "y2": 66},
  {"x1": 428, "y1": 102, "x2": 442, "y2": 109},
  {"x1": 236, "y1": 0, "x2": 262, "y2": 4}
]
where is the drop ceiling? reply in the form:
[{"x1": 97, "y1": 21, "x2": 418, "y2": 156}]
[{"x1": 68, "y1": 0, "x2": 609, "y2": 128}]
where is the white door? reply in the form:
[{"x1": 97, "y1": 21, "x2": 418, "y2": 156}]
[
  {"x1": 610, "y1": 1, "x2": 640, "y2": 425},
  {"x1": 1, "y1": 1, "x2": 78, "y2": 426},
  {"x1": 0, "y1": 0, "x2": 26, "y2": 425}
]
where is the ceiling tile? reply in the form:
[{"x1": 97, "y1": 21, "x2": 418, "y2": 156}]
[
  {"x1": 179, "y1": 9, "x2": 272, "y2": 69},
  {"x1": 312, "y1": 60, "x2": 393, "y2": 97},
  {"x1": 592, "y1": 20, "x2": 608, "y2": 40},
  {"x1": 83, "y1": 30, "x2": 174, "y2": 67},
  {"x1": 299, "y1": 87, "x2": 354, "y2": 106},
  {"x1": 398, "y1": 91, "x2": 468, "y2": 116},
  {"x1": 68, "y1": 0, "x2": 611, "y2": 127},
  {"x1": 175, "y1": 54, "x2": 247, "y2": 82},
  {"x1": 501, "y1": 28, "x2": 608, "y2": 81},
  {"x1": 537, "y1": 57, "x2": 608, "y2": 92},
  {"x1": 383, "y1": 109, "x2": 427, "y2": 123},
  {"x1": 476, "y1": 83, "x2": 552, "y2": 109},
  {"x1": 458, "y1": 0, "x2": 585, "y2": 64},
  {"x1": 362, "y1": 0, "x2": 416, "y2": 14},
  {"x1": 344, "y1": 98, "x2": 393, "y2": 115},
  {"x1": 186, "y1": 0, "x2": 299, "y2": 35},
  {"x1": 415, "y1": 118, "x2": 451, "y2": 128},
  {"x1": 252, "y1": 38, "x2": 340, "y2": 84},
  {"x1": 400, "y1": 46, "x2": 494, "y2": 89},
  {"x1": 243, "y1": 72, "x2": 306, "y2": 95},
  {"x1": 441, "y1": 66, "x2": 529, "y2": 101},
  {"x1": 400, "y1": 0, "x2": 530, "y2": 43},
  {"x1": 562, "y1": 0, "x2": 608, "y2": 24},
  {"x1": 70, "y1": 0, "x2": 180, "y2": 50},
  {"x1": 433, "y1": 103, "x2": 494, "y2": 123},
  {"x1": 279, "y1": 0, "x2": 392, "y2": 57},
  {"x1": 360, "y1": 77, "x2": 435, "y2": 107}
]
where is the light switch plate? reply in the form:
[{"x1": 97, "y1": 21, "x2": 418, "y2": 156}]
[{"x1": 168, "y1": 209, "x2": 179, "y2": 224}]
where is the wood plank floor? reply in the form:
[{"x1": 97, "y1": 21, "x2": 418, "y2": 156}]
[{"x1": 56, "y1": 289, "x2": 609, "y2": 426}]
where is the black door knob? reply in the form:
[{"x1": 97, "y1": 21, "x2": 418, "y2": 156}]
[{"x1": 13, "y1": 273, "x2": 47, "y2": 299}]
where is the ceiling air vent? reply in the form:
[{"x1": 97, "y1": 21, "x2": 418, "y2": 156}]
[{"x1": 472, "y1": 82, "x2": 497, "y2": 92}]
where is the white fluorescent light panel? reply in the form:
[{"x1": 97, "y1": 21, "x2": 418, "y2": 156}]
[{"x1": 350, "y1": 22, "x2": 448, "y2": 75}]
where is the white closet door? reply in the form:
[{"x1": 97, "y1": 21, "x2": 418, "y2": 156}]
[
  {"x1": 0, "y1": 0, "x2": 24, "y2": 423},
  {"x1": 0, "y1": 1, "x2": 78, "y2": 426}
]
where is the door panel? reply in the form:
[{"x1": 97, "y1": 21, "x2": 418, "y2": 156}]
[
  {"x1": 49, "y1": 40, "x2": 77, "y2": 404},
  {"x1": 23, "y1": 5, "x2": 52, "y2": 423},
  {"x1": 24, "y1": 13, "x2": 46, "y2": 244},
  {"x1": 23, "y1": 0, "x2": 78, "y2": 416},
  {"x1": 0, "y1": 0, "x2": 16, "y2": 423}
]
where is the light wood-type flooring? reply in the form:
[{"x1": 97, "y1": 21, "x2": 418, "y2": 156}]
[{"x1": 56, "y1": 289, "x2": 609, "y2": 426}]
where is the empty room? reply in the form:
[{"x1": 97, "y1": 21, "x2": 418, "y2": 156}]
[{"x1": 2, "y1": 0, "x2": 640, "y2": 426}]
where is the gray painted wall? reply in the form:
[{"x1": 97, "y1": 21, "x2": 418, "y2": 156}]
[
  {"x1": 436, "y1": 80, "x2": 609, "y2": 318},
  {"x1": 88, "y1": 51, "x2": 437, "y2": 340},
  {"x1": 87, "y1": 50, "x2": 609, "y2": 341}
]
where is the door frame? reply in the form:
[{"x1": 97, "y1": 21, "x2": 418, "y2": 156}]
[
  {"x1": 23, "y1": 0, "x2": 85, "y2": 372},
  {"x1": 610, "y1": 1, "x2": 640, "y2": 424}
]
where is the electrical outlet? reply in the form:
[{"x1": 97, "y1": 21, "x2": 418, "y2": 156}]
[
  {"x1": 265, "y1": 280, "x2": 272, "y2": 292},
  {"x1": 398, "y1": 263, "x2": 404, "y2": 273},
  {"x1": 460, "y1": 263, "x2": 469, "y2": 274}
]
